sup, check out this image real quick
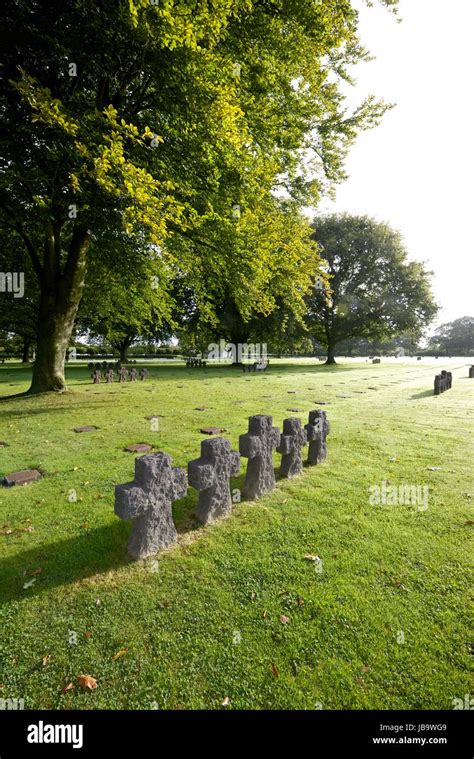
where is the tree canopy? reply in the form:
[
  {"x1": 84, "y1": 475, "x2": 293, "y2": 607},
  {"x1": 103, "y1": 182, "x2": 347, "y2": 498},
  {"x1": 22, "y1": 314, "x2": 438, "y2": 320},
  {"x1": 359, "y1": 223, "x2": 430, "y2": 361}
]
[
  {"x1": 306, "y1": 214, "x2": 439, "y2": 363},
  {"x1": 0, "y1": 0, "x2": 397, "y2": 392},
  {"x1": 428, "y1": 317, "x2": 474, "y2": 356}
]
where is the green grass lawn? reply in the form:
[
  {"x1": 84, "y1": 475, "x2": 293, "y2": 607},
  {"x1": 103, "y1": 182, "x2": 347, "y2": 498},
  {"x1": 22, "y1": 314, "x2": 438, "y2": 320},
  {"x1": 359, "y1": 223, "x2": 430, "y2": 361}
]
[{"x1": 0, "y1": 359, "x2": 472, "y2": 710}]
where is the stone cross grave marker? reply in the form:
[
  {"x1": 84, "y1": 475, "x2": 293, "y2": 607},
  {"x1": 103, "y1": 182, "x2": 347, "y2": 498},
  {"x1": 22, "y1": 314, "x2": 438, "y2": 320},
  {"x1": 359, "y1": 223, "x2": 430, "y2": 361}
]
[
  {"x1": 115, "y1": 452, "x2": 187, "y2": 559},
  {"x1": 188, "y1": 438, "x2": 240, "y2": 524},
  {"x1": 130, "y1": 368, "x2": 138, "y2": 382},
  {"x1": 277, "y1": 417, "x2": 307, "y2": 478},
  {"x1": 305, "y1": 410, "x2": 330, "y2": 465},
  {"x1": 239, "y1": 415, "x2": 280, "y2": 500},
  {"x1": 105, "y1": 369, "x2": 114, "y2": 383},
  {"x1": 119, "y1": 367, "x2": 127, "y2": 383},
  {"x1": 92, "y1": 369, "x2": 101, "y2": 384}
]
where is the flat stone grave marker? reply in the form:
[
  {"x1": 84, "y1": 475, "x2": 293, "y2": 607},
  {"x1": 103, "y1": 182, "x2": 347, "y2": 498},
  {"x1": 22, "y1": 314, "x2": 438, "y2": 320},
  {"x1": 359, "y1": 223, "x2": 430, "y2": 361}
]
[
  {"x1": 115, "y1": 452, "x2": 187, "y2": 559},
  {"x1": 287, "y1": 391, "x2": 297, "y2": 394},
  {"x1": 194, "y1": 406, "x2": 210, "y2": 411},
  {"x1": 144, "y1": 415, "x2": 163, "y2": 420},
  {"x1": 200, "y1": 427, "x2": 226, "y2": 435},
  {"x1": 188, "y1": 438, "x2": 240, "y2": 524},
  {"x1": 277, "y1": 418, "x2": 307, "y2": 478},
  {"x1": 239, "y1": 415, "x2": 280, "y2": 500},
  {"x1": 314, "y1": 400, "x2": 326, "y2": 405},
  {"x1": 125, "y1": 444, "x2": 152, "y2": 453},
  {"x1": 3, "y1": 469, "x2": 42, "y2": 486},
  {"x1": 287, "y1": 407, "x2": 305, "y2": 412},
  {"x1": 73, "y1": 425, "x2": 98, "y2": 433}
]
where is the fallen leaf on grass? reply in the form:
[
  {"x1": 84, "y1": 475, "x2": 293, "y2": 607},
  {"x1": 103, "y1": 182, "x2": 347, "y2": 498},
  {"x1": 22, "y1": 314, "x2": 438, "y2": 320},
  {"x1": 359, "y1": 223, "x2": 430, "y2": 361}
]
[
  {"x1": 279, "y1": 614, "x2": 290, "y2": 625},
  {"x1": 112, "y1": 649, "x2": 128, "y2": 661},
  {"x1": 22, "y1": 578, "x2": 36, "y2": 590},
  {"x1": 221, "y1": 696, "x2": 230, "y2": 707},
  {"x1": 42, "y1": 655, "x2": 52, "y2": 666},
  {"x1": 271, "y1": 662, "x2": 280, "y2": 679},
  {"x1": 84, "y1": 632, "x2": 93, "y2": 639},
  {"x1": 77, "y1": 675, "x2": 97, "y2": 690},
  {"x1": 303, "y1": 554, "x2": 320, "y2": 562},
  {"x1": 29, "y1": 568, "x2": 43, "y2": 576},
  {"x1": 61, "y1": 683, "x2": 75, "y2": 694}
]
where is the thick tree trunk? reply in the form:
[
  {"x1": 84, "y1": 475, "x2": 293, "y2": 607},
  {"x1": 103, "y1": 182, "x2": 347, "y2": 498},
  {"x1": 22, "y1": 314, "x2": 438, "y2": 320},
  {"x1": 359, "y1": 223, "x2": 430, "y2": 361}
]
[
  {"x1": 119, "y1": 343, "x2": 129, "y2": 363},
  {"x1": 112, "y1": 335, "x2": 135, "y2": 363},
  {"x1": 29, "y1": 293, "x2": 78, "y2": 392},
  {"x1": 21, "y1": 338, "x2": 30, "y2": 363},
  {"x1": 229, "y1": 331, "x2": 250, "y2": 366},
  {"x1": 325, "y1": 343, "x2": 337, "y2": 365},
  {"x1": 28, "y1": 227, "x2": 90, "y2": 394}
]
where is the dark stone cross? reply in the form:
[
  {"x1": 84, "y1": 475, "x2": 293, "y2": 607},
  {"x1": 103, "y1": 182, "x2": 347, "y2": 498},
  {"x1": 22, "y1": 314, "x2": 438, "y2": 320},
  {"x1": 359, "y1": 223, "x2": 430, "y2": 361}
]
[
  {"x1": 115, "y1": 452, "x2": 187, "y2": 559},
  {"x1": 442, "y1": 370, "x2": 452, "y2": 389},
  {"x1": 139, "y1": 368, "x2": 148, "y2": 381},
  {"x1": 188, "y1": 438, "x2": 240, "y2": 524},
  {"x1": 239, "y1": 415, "x2": 280, "y2": 500},
  {"x1": 434, "y1": 371, "x2": 452, "y2": 395},
  {"x1": 305, "y1": 410, "x2": 330, "y2": 465},
  {"x1": 277, "y1": 417, "x2": 307, "y2": 478}
]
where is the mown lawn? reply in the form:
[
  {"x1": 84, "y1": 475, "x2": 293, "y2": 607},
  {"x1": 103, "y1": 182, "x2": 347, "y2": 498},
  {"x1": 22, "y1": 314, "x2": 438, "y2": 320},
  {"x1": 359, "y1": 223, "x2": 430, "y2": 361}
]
[{"x1": 0, "y1": 359, "x2": 472, "y2": 709}]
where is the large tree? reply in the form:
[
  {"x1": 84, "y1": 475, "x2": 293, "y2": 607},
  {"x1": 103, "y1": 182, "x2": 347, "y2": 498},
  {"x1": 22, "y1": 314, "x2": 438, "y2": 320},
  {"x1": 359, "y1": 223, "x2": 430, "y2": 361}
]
[
  {"x1": 77, "y1": 233, "x2": 174, "y2": 361},
  {"x1": 0, "y1": 0, "x2": 397, "y2": 393},
  {"x1": 174, "y1": 199, "x2": 322, "y2": 360},
  {"x1": 428, "y1": 317, "x2": 474, "y2": 356},
  {"x1": 307, "y1": 214, "x2": 438, "y2": 363}
]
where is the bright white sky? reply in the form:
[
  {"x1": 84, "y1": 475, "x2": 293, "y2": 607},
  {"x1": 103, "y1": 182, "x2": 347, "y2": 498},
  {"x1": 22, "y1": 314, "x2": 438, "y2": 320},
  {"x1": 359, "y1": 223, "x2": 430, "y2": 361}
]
[{"x1": 317, "y1": 0, "x2": 474, "y2": 327}]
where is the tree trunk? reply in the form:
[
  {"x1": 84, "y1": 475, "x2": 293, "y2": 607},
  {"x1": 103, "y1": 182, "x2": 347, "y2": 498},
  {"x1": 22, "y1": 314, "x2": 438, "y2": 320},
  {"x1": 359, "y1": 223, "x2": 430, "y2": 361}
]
[
  {"x1": 113, "y1": 335, "x2": 135, "y2": 363},
  {"x1": 325, "y1": 342, "x2": 337, "y2": 365},
  {"x1": 28, "y1": 227, "x2": 90, "y2": 394},
  {"x1": 21, "y1": 338, "x2": 30, "y2": 363}
]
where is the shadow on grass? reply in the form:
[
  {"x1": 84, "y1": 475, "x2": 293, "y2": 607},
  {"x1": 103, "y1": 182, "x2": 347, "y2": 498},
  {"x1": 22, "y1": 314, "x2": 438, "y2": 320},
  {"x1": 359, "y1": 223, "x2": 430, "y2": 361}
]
[
  {"x1": 0, "y1": 477, "x2": 249, "y2": 606},
  {"x1": 410, "y1": 389, "x2": 436, "y2": 400},
  {"x1": 0, "y1": 521, "x2": 131, "y2": 606}
]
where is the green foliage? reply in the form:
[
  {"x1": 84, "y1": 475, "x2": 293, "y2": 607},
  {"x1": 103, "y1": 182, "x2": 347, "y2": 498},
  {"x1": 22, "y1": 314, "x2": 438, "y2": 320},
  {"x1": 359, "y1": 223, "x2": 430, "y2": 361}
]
[
  {"x1": 428, "y1": 317, "x2": 474, "y2": 356},
  {"x1": 306, "y1": 214, "x2": 438, "y2": 360},
  {"x1": 0, "y1": 0, "x2": 398, "y2": 391},
  {"x1": 0, "y1": 232, "x2": 38, "y2": 353},
  {"x1": 77, "y1": 235, "x2": 174, "y2": 356}
]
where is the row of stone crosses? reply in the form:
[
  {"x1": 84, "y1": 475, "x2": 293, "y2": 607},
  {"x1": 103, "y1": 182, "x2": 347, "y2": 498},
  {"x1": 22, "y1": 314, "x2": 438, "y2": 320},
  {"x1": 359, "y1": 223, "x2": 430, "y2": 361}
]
[
  {"x1": 115, "y1": 411, "x2": 330, "y2": 560},
  {"x1": 91, "y1": 367, "x2": 148, "y2": 384}
]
